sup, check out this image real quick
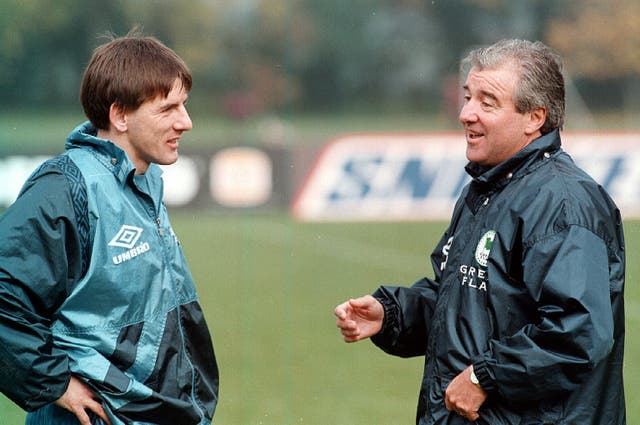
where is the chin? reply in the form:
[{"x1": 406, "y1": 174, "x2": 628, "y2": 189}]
[
  {"x1": 158, "y1": 156, "x2": 179, "y2": 166},
  {"x1": 466, "y1": 148, "x2": 495, "y2": 166},
  {"x1": 466, "y1": 151, "x2": 484, "y2": 164}
]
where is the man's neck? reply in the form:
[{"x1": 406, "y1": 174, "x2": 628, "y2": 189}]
[{"x1": 96, "y1": 128, "x2": 147, "y2": 174}]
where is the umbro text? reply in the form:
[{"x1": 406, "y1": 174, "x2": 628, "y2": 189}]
[{"x1": 112, "y1": 242, "x2": 151, "y2": 264}]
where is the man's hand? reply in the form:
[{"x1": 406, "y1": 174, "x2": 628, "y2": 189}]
[
  {"x1": 334, "y1": 295, "x2": 384, "y2": 342},
  {"x1": 445, "y1": 366, "x2": 487, "y2": 422},
  {"x1": 55, "y1": 375, "x2": 111, "y2": 425}
]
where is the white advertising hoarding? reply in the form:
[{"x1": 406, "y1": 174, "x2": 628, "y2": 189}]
[{"x1": 292, "y1": 132, "x2": 640, "y2": 221}]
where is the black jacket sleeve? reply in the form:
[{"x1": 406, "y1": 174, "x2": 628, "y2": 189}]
[
  {"x1": 370, "y1": 228, "x2": 451, "y2": 357},
  {"x1": 0, "y1": 166, "x2": 84, "y2": 410},
  {"x1": 370, "y1": 277, "x2": 440, "y2": 357}
]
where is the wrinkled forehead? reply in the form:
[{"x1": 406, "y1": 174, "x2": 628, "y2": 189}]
[{"x1": 463, "y1": 65, "x2": 521, "y2": 102}]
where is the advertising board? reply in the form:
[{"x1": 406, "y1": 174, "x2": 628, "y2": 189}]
[
  {"x1": 292, "y1": 132, "x2": 640, "y2": 221},
  {"x1": 0, "y1": 146, "x2": 288, "y2": 210}
]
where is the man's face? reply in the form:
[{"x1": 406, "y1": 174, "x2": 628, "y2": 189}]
[
  {"x1": 459, "y1": 64, "x2": 542, "y2": 167},
  {"x1": 124, "y1": 78, "x2": 192, "y2": 173}
]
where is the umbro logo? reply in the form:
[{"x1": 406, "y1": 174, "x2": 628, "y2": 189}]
[
  {"x1": 109, "y1": 225, "x2": 151, "y2": 265},
  {"x1": 109, "y1": 225, "x2": 144, "y2": 249}
]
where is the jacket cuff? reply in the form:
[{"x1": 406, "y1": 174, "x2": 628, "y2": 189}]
[
  {"x1": 370, "y1": 290, "x2": 400, "y2": 342},
  {"x1": 22, "y1": 369, "x2": 71, "y2": 412},
  {"x1": 471, "y1": 357, "x2": 497, "y2": 394}
]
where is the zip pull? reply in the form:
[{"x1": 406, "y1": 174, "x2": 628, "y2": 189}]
[{"x1": 156, "y1": 217, "x2": 164, "y2": 236}]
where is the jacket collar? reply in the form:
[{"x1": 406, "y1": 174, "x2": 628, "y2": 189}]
[
  {"x1": 65, "y1": 121, "x2": 163, "y2": 184},
  {"x1": 465, "y1": 129, "x2": 562, "y2": 189}
]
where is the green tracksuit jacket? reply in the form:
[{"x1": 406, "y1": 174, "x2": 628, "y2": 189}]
[{"x1": 0, "y1": 122, "x2": 218, "y2": 425}]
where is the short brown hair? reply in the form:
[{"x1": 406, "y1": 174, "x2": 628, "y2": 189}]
[{"x1": 80, "y1": 32, "x2": 192, "y2": 129}]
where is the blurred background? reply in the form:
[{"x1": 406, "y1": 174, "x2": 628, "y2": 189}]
[
  {"x1": 1, "y1": 0, "x2": 639, "y2": 138},
  {"x1": 1, "y1": 0, "x2": 639, "y2": 424}
]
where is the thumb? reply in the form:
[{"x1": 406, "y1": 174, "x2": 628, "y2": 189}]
[{"x1": 349, "y1": 295, "x2": 377, "y2": 312}]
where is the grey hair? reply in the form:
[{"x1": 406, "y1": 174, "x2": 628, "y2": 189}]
[{"x1": 461, "y1": 39, "x2": 565, "y2": 134}]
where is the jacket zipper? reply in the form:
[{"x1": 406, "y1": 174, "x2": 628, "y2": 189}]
[{"x1": 156, "y1": 217, "x2": 164, "y2": 236}]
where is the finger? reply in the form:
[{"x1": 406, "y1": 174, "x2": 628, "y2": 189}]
[
  {"x1": 343, "y1": 334, "x2": 361, "y2": 343},
  {"x1": 341, "y1": 327, "x2": 360, "y2": 338},
  {"x1": 334, "y1": 302, "x2": 352, "y2": 319},
  {"x1": 341, "y1": 325, "x2": 362, "y2": 341},
  {"x1": 444, "y1": 395, "x2": 453, "y2": 411},
  {"x1": 334, "y1": 311, "x2": 346, "y2": 321},
  {"x1": 85, "y1": 399, "x2": 112, "y2": 425},
  {"x1": 94, "y1": 407, "x2": 112, "y2": 425},
  {"x1": 72, "y1": 407, "x2": 92, "y2": 425},
  {"x1": 336, "y1": 317, "x2": 357, "y2": 329}
]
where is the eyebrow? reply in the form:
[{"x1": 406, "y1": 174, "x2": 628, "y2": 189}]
[
  {"x1": 159, "y1": 95, "x2": 189, "y2": 109},
  {"x1": 480, "y1": 90, "x2": 499, "y2": 103},
  {"x1": 463, "y1": 85, "x2": 500, "y2": 103}
]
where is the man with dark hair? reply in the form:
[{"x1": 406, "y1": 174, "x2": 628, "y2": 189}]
[
  {"x1": 0, "y1": 33, "x2": 219, "y2": 425},
  {"x1": 335, "y1": 39, "x2": 625, "y2": 424}
]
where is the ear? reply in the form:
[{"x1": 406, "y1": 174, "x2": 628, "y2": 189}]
[
  {"x1": 525, "y1": 107, "x2": 546, "y2": 135},
  {"x1": 109, "y1": 103, "x2": 128, "y2": 133}
]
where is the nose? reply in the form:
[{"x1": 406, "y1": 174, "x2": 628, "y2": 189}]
[
  {"x1": 175, "y1": 105, "x2": 192, "y2": 132},
  {"x1": 459, "y1": 100, "x2": 478, "y2": 125}
]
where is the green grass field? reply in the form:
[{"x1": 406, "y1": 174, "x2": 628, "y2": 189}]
[{"x1": 1, "y1": 213, "x2": 638, "y2": 424}]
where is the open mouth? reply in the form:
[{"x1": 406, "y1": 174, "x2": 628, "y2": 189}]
[{"x1": 466, "y1": 131, "x2": 484, "y2": 141}]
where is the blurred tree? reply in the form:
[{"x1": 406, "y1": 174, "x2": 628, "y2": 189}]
[
  {"x1": 294, "y1": 0, "x2": 446, "y2": 112},
  {"x1": 1, "y1": 0, "x2": 639, "y2": 116},
  {"x1": 0, "y1": 0, "x2": 219, "y2": 110},
  {"x1": 0, "y1": 0, "x2": 129, "y2": 108},
  {"x1": 208, "y1": 0, "x2": 311, "y2": 118},
  {"x1": 429, "y1": 0, "x2": 558, "y2": 71},
  {"x1": 546, "y1": 0, "x2": 640, "y2": 111},
  {"x1": 296, "y1": 0, "x2": 387, "y2": 109},
  {"x1": 360, "y1": 1, "x2": 443, "y2": 108},
  {"x1": 547, "y1": 0, "x2": 640, "y2": 79}
]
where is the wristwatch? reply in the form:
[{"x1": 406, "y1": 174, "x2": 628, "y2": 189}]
[{"x1": 470, "y1": 366, "x2": 481, "y2": 388}]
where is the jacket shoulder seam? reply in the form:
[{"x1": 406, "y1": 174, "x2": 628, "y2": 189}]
[{"x1": 40, "y1": 155, "x2": 91, "y2": 276}]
